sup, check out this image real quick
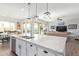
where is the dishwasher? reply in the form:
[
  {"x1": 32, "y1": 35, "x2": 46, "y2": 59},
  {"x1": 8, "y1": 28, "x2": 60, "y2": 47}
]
[{"x1": 11, "y1": 37, "x2": 16, "y2": 54}]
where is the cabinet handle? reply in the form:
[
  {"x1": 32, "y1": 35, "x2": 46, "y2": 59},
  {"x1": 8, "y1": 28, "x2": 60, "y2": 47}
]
[
  {"x1": 43, "y1": 50, "x2": 48, "y2": 53},
  {"x1": 19, "y1": 45, "x2": 21, "y2": 49},
  {"x1": 34, "y1": 54, "x2": 36, "y2": 56},
  {"x1": 30, "y1": 45, "x2": 32, "y2": 47}
]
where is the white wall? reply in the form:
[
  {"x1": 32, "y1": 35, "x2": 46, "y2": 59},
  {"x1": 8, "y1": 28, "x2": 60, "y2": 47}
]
[
  {"x1": 0, "y1": 16, "x2": 21, "y2": 23},
  {"x1": 64, "y1": 17, "x2": 79, "y2": 34},
  {"x1": 49, "y1": 16, "x2": 79, "y2": 34}
]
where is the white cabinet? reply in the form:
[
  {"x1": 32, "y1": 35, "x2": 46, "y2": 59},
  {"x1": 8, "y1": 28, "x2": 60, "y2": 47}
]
[
  {"x1": 16, "y1": 39, "x2": 27, "y2": 56},
  {"x1": 20, "y1": 40, "x2": 27, "y2": 56},
  {"x1": 27, "y1": 42, "x2": 37, "y2": 56},
  {"x1": 15, "y1": 38, "x2": 63, "y2": 56},
  {"x1": 16, "y1": 39, "x2": 20, "y2": 56},
  {"x1": 37, "y1": 46, "x2": 62, "y2": 56}
]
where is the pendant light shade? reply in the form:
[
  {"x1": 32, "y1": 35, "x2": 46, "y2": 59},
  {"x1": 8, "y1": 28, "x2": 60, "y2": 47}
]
[
  {"x1": 41, "y1": 3, "x2": 52, "y2": 22},
  {"x1": 44, "y1": 3, "x2": 51, "y2": 15},
  {"x1": 27, "y1": 3, "x2": 31, "y2": 19},
  {"x1": 34, "y1": 3, "x2": 39, "y2": 18}
]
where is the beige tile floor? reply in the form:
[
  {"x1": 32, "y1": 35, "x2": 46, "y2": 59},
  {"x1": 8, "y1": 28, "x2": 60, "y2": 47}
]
[{"x1": 0, "y1": 40, "x2": 15, "y2": 56}]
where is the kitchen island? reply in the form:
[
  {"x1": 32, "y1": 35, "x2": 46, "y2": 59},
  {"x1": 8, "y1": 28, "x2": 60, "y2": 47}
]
[{"x1": 10, "y1": 34, "x2": 67, "y2": 56}]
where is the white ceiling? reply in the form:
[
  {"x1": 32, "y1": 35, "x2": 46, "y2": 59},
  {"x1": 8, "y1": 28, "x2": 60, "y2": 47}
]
[{"x1": 0, "y1": 3, "x2": 79, "y2": 21}]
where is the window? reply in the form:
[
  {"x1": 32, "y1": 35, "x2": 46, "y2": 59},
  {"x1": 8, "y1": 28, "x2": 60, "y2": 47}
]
[
  {"x1": 0, "y1": 21, "x2": 16, "y2": 32},
  {"x1": 34, "y1": 22, "x2": 47, "y2": 35},
  {"x1": 22, "y1": 20, "x2": 32, "y2": 36},
  {"x1": 23, "y1": 19, "x2": 48, "y2": 36},
  {"x1": 34, "y1": 22, "x2": 39, "y2": 34}
]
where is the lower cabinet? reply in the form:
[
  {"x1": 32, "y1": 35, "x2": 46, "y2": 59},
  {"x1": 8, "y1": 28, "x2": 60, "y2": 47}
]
[
  {"x1": 16, "y1": 39, "x2": 20, "y2": 56},
  {"x1": 16, "y1": 39, "x2": 27, "y2": 56},
  {"x1": 37, "y1": 46, "x2": 56, "y2": 56},
  {"x1": 20, "y1": 40, "x2": 27, "y2": 56},
  {"x1": 26, "y1": 42, "x2": 37, "y2": 56},
  {"x1": 15, "y1": 39, "x2": 62, "y2": 56}
]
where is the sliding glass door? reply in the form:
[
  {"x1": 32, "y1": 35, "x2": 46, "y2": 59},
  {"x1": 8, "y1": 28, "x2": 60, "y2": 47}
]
[
  {"x1": 34, "y1": 22, "x2": 46, "y2": 35},
  {"x1": 23, "y1": 19, "x2": 48, "y2": 37},
  {"x1": 23, "y1": 20, "x2": 32, "y2": 36}
]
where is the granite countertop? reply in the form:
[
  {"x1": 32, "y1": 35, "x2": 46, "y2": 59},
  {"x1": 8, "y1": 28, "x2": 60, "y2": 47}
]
[{"x1": 10, "y1": 34, "x2": 67, "y2": 55}]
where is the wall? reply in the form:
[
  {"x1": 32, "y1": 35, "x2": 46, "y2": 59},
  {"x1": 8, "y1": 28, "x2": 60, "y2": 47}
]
[
  {"x1": 0, "y1": 16, "x2": 20, "y2": 22},
  {"x1": 64, "y1": 17, "x2": 79, "y2": 34},
  {"x1": 49, "y1": 16, "x2": 79, "y2": 35},
  {"x1": 0, "y1": 16, "x2": 22, "y2": 32}
]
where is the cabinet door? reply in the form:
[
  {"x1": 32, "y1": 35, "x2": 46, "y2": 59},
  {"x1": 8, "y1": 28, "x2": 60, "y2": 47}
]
[
  {"x1": 37, "y1": 46, "x2": 56, "y2": 56},
  {"x1": 20, "y1": 40, "x2": 27, "y2": 56},
  {"x1": 16, "y1": 39, "x2": 27, "y2": 56},
  {"x1": 16, "y1": 39, "x2": 21, "y2": 56},
  {"x1": 27, "y1": 42, "x2": 37, "y2": 56}
]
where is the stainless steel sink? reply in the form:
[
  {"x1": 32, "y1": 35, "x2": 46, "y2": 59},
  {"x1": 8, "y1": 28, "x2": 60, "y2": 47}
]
[{"x1": 21, "y1": 36, "x2": 34, "y2": 39}]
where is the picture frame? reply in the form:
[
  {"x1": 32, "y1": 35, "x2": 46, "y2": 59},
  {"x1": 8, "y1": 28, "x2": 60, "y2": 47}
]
[
  {"x1": 68, "y1": 24, "x2": 77, "y2": 29},
  {"x1": 51, "y1": 26, "x2": 55, "y2": 29}
]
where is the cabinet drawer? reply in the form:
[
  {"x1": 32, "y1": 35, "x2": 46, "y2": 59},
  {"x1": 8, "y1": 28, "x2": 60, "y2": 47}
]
[
  {"x1": 37, "y1": 47, "x2": 57, "y2": 56},
  {"x1": 27, "y1": 42, "x2": 37, "y2": 56}
]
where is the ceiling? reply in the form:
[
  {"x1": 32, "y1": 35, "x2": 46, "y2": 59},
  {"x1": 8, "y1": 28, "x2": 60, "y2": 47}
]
[{"x1": 0, "y1": 3, "x2": 79, "y2": 21}]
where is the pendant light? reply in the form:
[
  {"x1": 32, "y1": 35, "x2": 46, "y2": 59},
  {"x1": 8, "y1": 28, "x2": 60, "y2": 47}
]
[
  {"x1": 44, "y1": 3, "x2": 51, "y2": 15},
  {"x1": 34, "y1": 3, "x2": 39, "y2": 19},
  {"x1": 43, "y1": 3, "x2": 52, "y2": 21},
  {"x1": 27, "y1": 3, "x2": 31, "y2": 19}
]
